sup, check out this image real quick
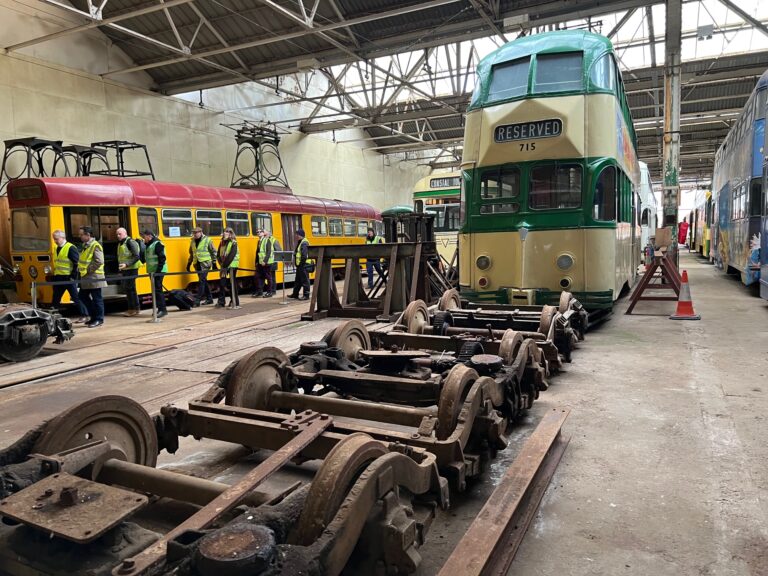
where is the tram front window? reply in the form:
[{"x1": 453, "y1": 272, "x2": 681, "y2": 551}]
[
  {"x1": 535, "y1": 52, "x2": 583, "y2": 93},
  {"x1": 487, "y1": 57, "x2": 530, "y2": 102},
  {"x1": 11, "y1": 207, "x2": 49, "y2": 251},
  {"x1": 529, "y1": 164, "x2": 582, "y2": 210}
]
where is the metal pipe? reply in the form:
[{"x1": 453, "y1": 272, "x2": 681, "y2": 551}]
[
  {"x1": 271, "y1": 391, "x2": 433, "y2": 427},
  {"x1": 442, "y1": 326, "x2": 545, "y2": 340},
  {"x1": 96, "y1": 459, "x2": 270, "y2": 508}
]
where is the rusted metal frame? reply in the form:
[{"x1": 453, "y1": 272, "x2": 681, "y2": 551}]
[
  {"x1": 315, "y1": 369, "x2": 441, "y2": 406},
  {"x1": 409, "y1": 242, "x2": 423, "y2": 303},
  {"x1": 437, "y1": 408, "x2": 571, "y2": 576},
  {"x1": 380, "y1": 244, "x2": 400, "y2": 319},
  {"x1": 626, "y1": 256, "x2": 680, "y2": 315},
  {"x1": 114, "y1": 415, "x2": 332, "y2": 576}
]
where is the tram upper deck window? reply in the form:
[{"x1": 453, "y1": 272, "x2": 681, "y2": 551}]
[
  {"x1": 535, "y1": 52, "x2": 583, "y2": 93},
  {"x1": 358, "y1": 220, "x2": 369, "y2": 237},
  {"x1": 138, "y1": 208, "x2": 159, "y2": 236},
  {"x1": 251, "y1": 213, "x2": 272, "y2": 234},
  {"x1": 592, "y1": 166, "x2": 616, "y2": 221},
  {"x1": 196, "y1": 210, "x2": 223, "y2": 237},
  {"x1": 529, "y1": 164, "x2": 582, "y2": 210},
  {"x1": 589, "y1": 53, "x2": 616, "y2": 93},
  {"x1": 226, "y1": 211, "x2": 249, "y2": 237},
  {"x1": 162, "y1": 209, "x2": 193, "y2": 238},
  {"x1": 11, "y1": 207, "x2": 49, "y2": 251},
  {"x1": 487, "y1": 57, "x2": 530, "y2": 103}
]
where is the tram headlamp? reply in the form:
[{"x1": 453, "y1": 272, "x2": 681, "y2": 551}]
[
  {"x1": 478, "y1": 276, "x2": 489, "y2": 288},
  {"x1": 12, "y1": 265, "x2": 20, "y2": 274},
  {"x1": 556, "y1": 253, "x2": 574, "y2": 271},
  {"x1": 560, "y1": 277, "x2": 572, "y2": 289},
  {"x1": 28, "y1": 265, "x2": 38, "y2": 279},
  {"x1": 43, "y1": 265, "x2": 51, "y2": 275},
  {"x1": 476, "y1": 255, "x2": 492, "y2": 270}
]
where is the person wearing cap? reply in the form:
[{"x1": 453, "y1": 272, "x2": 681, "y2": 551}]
[
  {"x1": 141, "y1": 229, "x2": 168, "y2": 318},
  {"x1": 186, "y1": 227, "x2": 216, "y2": 306},
  {"x1": 289, "y1": 228, "x2": 311, "y2": 300},
  {"x1": 77, "y1": 226, "x2": 107, "y2": 328},
  {"x1": 365, "y1": 227, "x2": 385, "y2": 290},
  {"x1": 216, "y1": 227, "x2": 240, "y2": 308}
]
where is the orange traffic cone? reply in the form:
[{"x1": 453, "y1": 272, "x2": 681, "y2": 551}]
[{"x1": 670, "y1": 270, "x2": 701, "y2": 320}]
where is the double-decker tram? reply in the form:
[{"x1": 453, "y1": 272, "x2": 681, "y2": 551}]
[
  {"x1": 710, "y1": 69, "x2": 766, "y2": 290},
  {"x1": 459, "y1": 30, "x2": 640, "y2": 311},
  {"x1": 8, "y1": 177, "x2": 380, "y2": 304},
  {"x1": 413, "y1": 171, "x2": 461, "y2": 263},
  {"x1": 638, "y1": 161, "x2": 658, "y2": 252}
]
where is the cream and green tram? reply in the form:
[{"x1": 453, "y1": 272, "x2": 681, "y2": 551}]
[
  {"x1": 458, "y1": 31, "x2": 640, "y2": 310},
  {"x1": 413, "y1": 171, "x2": 461, "y2": 263}
]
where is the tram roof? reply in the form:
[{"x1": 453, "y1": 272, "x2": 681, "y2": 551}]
[{"x1": 7, "y1": 178, "x2": 379, "y2": 220}]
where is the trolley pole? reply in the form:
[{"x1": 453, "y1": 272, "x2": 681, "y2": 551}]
[{"x1": 148, "y1": 273, "x2": 161, "y2": 323}]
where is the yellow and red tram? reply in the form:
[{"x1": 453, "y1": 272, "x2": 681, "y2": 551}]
[{"x1": 8, "y1": 177, "x2": 380, "y2": 304}]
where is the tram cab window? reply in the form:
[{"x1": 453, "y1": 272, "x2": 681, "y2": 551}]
[
  {"x1": 251, "y1": 213, "x2": 272, "y2": 234},
  {"x1": 530, "y1": 164, "x2": 582, "y2": 210},
  {"x1": 535, "y1": 52, "x2": 583, "y2": 93},
  {"x1": 488, "y1": 57, "x2": 530, "y2": 102},
  {"x1": 589, "y1": 53, "x2": 617, "y2": 93},
  {"x1": 344, "y1": 219, "x2": 356, "y2": 236},
  {"x1": 162, "y1": 209, "x2": 193, "y2": 238},
  {"x1": 196, "y1": 210, "x2": 223, "y2": 236},
  {"x1": 11, "y1": 207, "x2": 49, "y2": 251},
  {"x1": 311, "y1": 216, "x2": 328, "y2": 236},
  {"x1": 329, "y1": 218, "x2": 343, "y2": 237},
  {"x1": 358, "y1": 221, "x2": 369, "y2": 237},
  {"x1": 138, "y1": 208, "x2": 159, "y2": 236},
  {"x1": 226, "y1": 211, "x2": 249, "y2": 237},
  {"x1": 480, "y1": 168, "x2": 520, "y2": 200},
  {"x1": 749, "y1": 180, "x2": 762, "y2": 217}
]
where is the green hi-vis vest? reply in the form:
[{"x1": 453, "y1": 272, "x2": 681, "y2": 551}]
[
  {"x1": 191, "y1": 235, "x2": 213, "y2": 264},
  {"x1": 366, "y1": 235, "x2": 384, "y2": 244},
  {"x1": 146, "y1": 240, "x2": 168, "y2": 274},
  {"x1": 54, "y1": 242, "x2": 74, "y2": 275},
  {"x1": 78, "y1": 240, "x2": 104, "y2": 277},
  {"x1": 258, "y1": 236, "x2": 276, "y2": 265},
  {"x1": 294, "y1": 237, "x2": 313, "y2": 266},
  {"x1": 118, "y1": 239, "x2": 141, "y2": 270},
  {"x1": 225, "y1": 240, "x2": 240, "y2": 269}
]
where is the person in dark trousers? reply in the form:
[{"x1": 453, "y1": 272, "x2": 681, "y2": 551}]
[
  {"x1": 217, "y1": 227, "x2": 240, "y2": 308},
  {"x1": 141, "y1": 229, "x2": 168, "y2": 318},
  {"x1": 254, "y1": 229, "x2": 276, "y2": 298},
  {"x1": 289, "y1": 229, "x2": 311, "y2": 300},
  {"x1": 116, "y1": 227, "x2": 141, "y2": 316},
  {"x1": 50, "y1": 229, "x2": 88, "y2": 322},
  {"x1": 365, "y1": 227, "x2": 385, "y2": 289},
  {"x1": 186, "y1": 226, "x2": 216, "y2": 306},
  {"x1": 77, "y1": 226, "x2": 107, "y2": 328}
]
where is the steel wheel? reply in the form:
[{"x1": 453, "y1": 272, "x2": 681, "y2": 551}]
[
  {"x1": 538, "y1": 305, "x2": 557, "y2": 336},
  {"x1": 498, "y1": 329, "x2": 523, "y2": 365},
  {"x1": 326, "y1": 320, "x2": 371, "y2": 360},
  {"x1": 436, "y1": 364, "x2": 478, "y2": 441},
  {"x1": 558, "y1": 291, "x2": 573, "y2": 314},
  {"x1": 225, "y1": 347, "x2": 289, "y2": 409},
  {"x1": 32, "y1": 395, "x2": 158, "y2": 467},
  {"x1": 403, "y1": 300, "x2": 430, "y2": 334},
  {"x1": 295, "y1": 433, "x2": 387, "y2": 546},
  {"x1": 437, "y1": 289, "x2": 461, "y2": 311},
  {"x1": 0, "y1": 321, "x2": 48, "y2": 362}
]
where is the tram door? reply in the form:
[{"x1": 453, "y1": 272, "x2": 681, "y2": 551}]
[{"x1": 281, "y1": 213, "x2": 302, "y2": 282}]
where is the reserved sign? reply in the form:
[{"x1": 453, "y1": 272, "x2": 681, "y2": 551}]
[{"x1": 494, "y1": 118, "x2": 563, "y2": 142}]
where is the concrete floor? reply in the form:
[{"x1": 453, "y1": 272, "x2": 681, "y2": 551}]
[{"x1": 423, "y1": 251, "x2": 768, "y2": 575}]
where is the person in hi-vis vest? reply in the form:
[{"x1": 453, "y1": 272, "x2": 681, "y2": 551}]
[
  {"x1": 216, "y1": 227, "x2": 240, "y2": 308},
  {"x1": 289, "y1": 229, "x2": 311, "y2": 300},
  {"x1": 141, "y1": 229, "x2": 168, "y2": 318},
  {"x1": 51, "y1": 229, "x2": 88, "y2": 322},
  {"x1": 116, "y1": 227, "x2": 141, "y2": 316},
  {"x1": 77, "y1": 226, "x2": 107, "y2": 328},
  {"x1": 254, "y1": 229, "x2": 277, "y2": 298},
  {"x1": 365, "y1": 227, "x2": 385, "y2": 289},
  {"x1": 186, "y1": 226, "x2": 217, "y2": 306}
]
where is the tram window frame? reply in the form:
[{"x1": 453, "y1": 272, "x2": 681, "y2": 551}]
[
  {"x1": 311, "y1": 215, "x2": 328, "y2": 237},
  {"x1": 589, "y1": 53, "x2": 617, "y2": 94},
  {"x1": 138, "y1": 207, "x2": 159, "y2": 236},
  {"x1": 479, "y1": 167, "x2": 520, "y2": 207},
  {"x1": 226, "y1": 211, "x2": 249, "y2": 237},
  {"x1": 487, "y1": 57, "x2": 530, "y2": 103},
  {"x1": 343, "y1": 219, "x2": 356, "y2": 237},
  {"x1": 592, "y1": 165, "x2": 617, "y2": 222},
  {"x1": 749, "y1": 179, "x2": 762, "y2": 217},
  {"x1": 529, "y1": 163, "x2": 583, "y2": 211},
  {"x1": 329, "y1": 217, "x2": 343, "y2": 237},
  {"x1": 161, "y1": 208, "x2": 193, "y2": 238},
  {"x1": 11, "y1": 207, "x2": 50, "y2": 251},
  {"x1": 250, "y1": 212, "x2": 272, "y2": 235},
  {"x1": 358, "y1": 220, "x2": 369, "y2": 237},
  {"x1": 196, "y1": 210, "x2": 223, "y2": 237},
  {"x1": 534, "y1": 51, "x2": 583, "y2": 94}
]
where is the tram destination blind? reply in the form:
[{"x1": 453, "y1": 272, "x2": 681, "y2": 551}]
[{"x1": 494, "y1": 118, "x2": 563, "y2": 143}]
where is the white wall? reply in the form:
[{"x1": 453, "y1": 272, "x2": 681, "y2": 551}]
[{"x1": 0, "y1": 2, "x2": 429, "y2": 210}]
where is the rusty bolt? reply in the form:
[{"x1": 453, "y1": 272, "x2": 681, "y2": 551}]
[
  {"x1": 58, "y1": 486, "x2": 79, "y2": 507},
  {"x1": 319, "y1": 413, "x2": 329, "y2": 420},
  {"x1": 118, "y1": 559, "x2": 136, "y2": 574}
]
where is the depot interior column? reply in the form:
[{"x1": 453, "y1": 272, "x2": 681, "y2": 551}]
[{"x1": 662, "y1": 0, "x2": 682, "y2": 230}]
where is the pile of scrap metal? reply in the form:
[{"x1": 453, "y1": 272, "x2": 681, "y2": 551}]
[
  {"x1": 0, "y1": 304, "x2": 73, "y2": 362},
  {"x1": 0, "y1": 312, "x2": 551, "y2": 576}
]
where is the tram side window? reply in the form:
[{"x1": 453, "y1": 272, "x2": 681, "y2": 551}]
[
  {"x1": 226, "y1": 211, "x2": 249, "y2": 237},
  {"x1": 329, "y1": 218, "x2": 343, "y2": 237},
  {"x1": 197, "y1": 210, "x2": 223, "y2": 236},
  {"x1": 530, "y1": 164, "x2": 582, "y2": 210},
  {"x1": 311, "y1": 216, "x2": 328, "y2": 236},
  {"x1": 589, "y1": 53, "x2": 617, "y2": 93},
  {"x1": 749, "y1": 180, "x2": 762, "y2": 217},
  {"x1": 344, "y1": 219, "x2": 356, "y2": 236},
  {"x1": 358, "y1": 220, "x2": 369, "y2": 237},
  {"x1": 479, "y1": 167, "x2": 520, "y2": 214},
  {"x1": 162, "y1": 209, "x2": 193, "y2": 238},
  {"x1": 11, "y1": 207, "x2": 50, "y2": 251},
  {"x1": 488, "y1": 57, "x2": 530, "y2": 103},
  {"x1": 251, "y1": 213, "x2": 272, "y2": 234},
  {"x1": 593, "y1": 166, "x2": 616, "y2": 221},
  {"x1": 535, "y1": 52, "x2": 583, "y2": 93},
  {"x1": 138, "y1": 208, "x2": 159, "y2": 236}
]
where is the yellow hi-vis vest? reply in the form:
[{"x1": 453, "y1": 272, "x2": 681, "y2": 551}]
[
  {"x1": 190, "y1": 235, "x2": 213, "y2": 265},
  {"x1": 54, "y1": 242, "x2": 74, "y2": 276},
  {"x1": 258, "y1": 236, "x2": 276, "y2": 265},
  {"x1": 118, "y1": 239, "x2": 141, "y2": 270},
  {"x1": 224, "y1": 240, "x2": 240, "y2": 268},
  {"x1": 294, "y1": 237, "x2": 313, "y2": 266},
  {"x1": 78, "y1": 240, "x2": 104, "y2": 278},
  {"x1": 365, "y1": 235, "x2": 384, "y2": 244}
]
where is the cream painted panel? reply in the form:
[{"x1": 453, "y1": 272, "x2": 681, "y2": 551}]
[
  {"x1": 584, "y1": 228, "x2": 618, "y2": 295},
  {"x1": 4, "y1": 57, "x2": 106, "y2": 107}
]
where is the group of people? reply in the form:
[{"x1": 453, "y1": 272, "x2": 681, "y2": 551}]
[{"x1": 49, "y1": 225, "x2": 327, "y2": 327}]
